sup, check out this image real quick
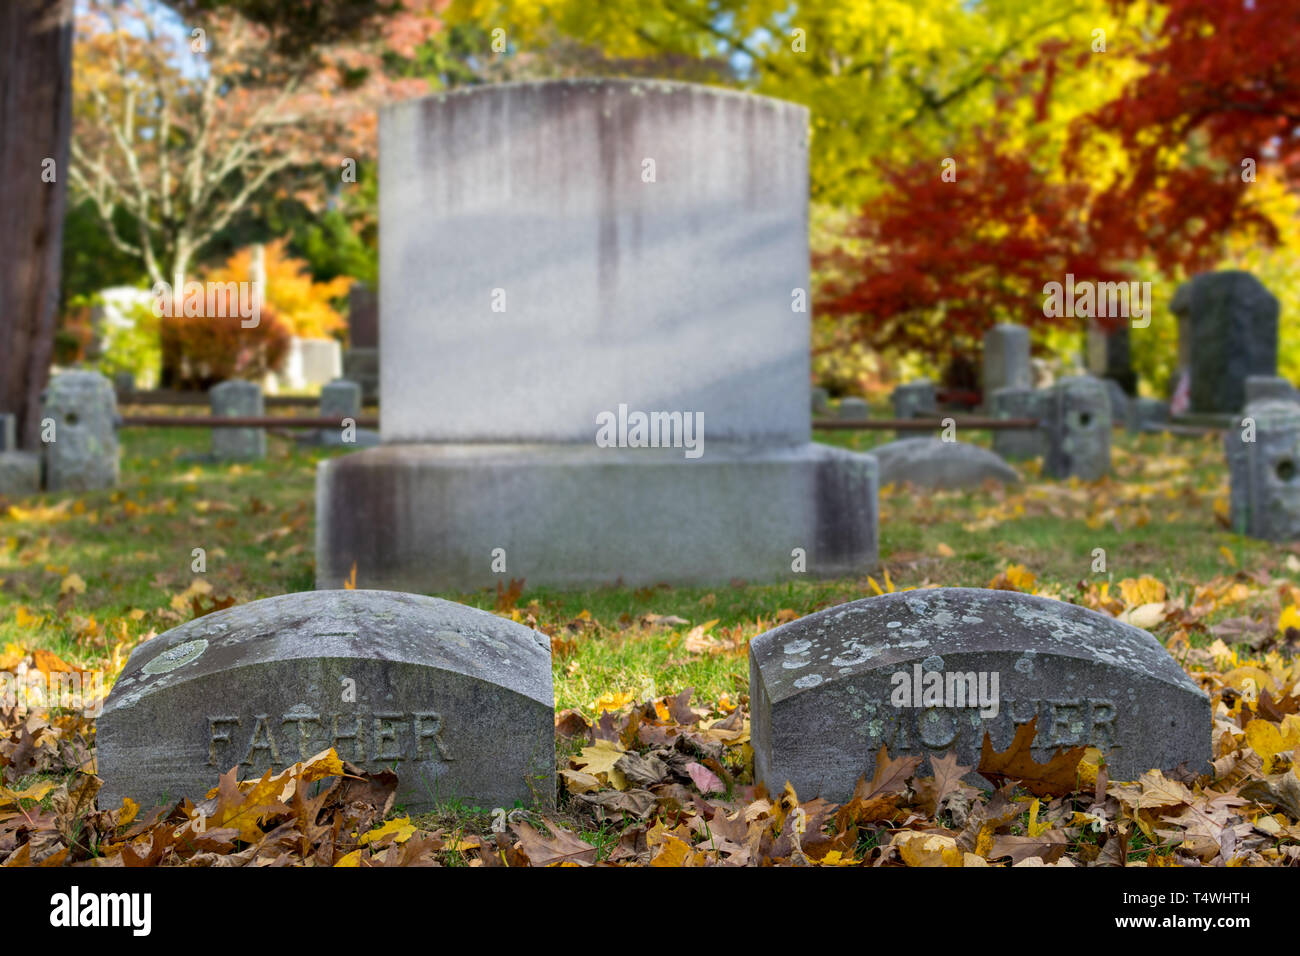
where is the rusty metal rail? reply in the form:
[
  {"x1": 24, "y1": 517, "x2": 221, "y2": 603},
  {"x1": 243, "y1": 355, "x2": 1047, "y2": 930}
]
[
  {"x1": 813, "y1": 417, "x2": 1040, "y2": 431},
  {"x1": 119, "y1": 415, "x2": 379, "y2": 429}
]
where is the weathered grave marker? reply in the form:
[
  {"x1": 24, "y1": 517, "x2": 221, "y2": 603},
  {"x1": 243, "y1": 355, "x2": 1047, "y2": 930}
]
[
  {"x1": 749, "y1": 588, "x2": 1211, "y2": 802},
  {"x1": 872, "y1": 437, "x2": 1019, "y2": 490},
  {"x1": 41, "y1": 371, "x2": 119, "y2": 492},
  {"x1": 1042, "y1": 375, "x2": 1110, "y2": 480},
  {"x1": 1244, "y1": 375, "x2": 1299, "y2": 408},
  {"x1": 209, "y1": 379, "x2": 265, "y2": 461},
  {"x1": 1172, "y1": 270, "x2": 1278, "y2": 414},
  {"x1": 838, "y1": 397, "x2": 869, "y2": 420},
  {"x1": 982, "y1": 324, "x2": 1031, "y2": 402},
  {"x1": 1225, "y1": 399, "x2": 1300, "y2": 541},
  {"x1": 891, "y1": 380, "x2": 937, "y2": 420},
  {"x1": 989, "y1": 386, "x2": 1044, "y2": 460},
  {"x1": 97, "y1": 590, "x2": 555, "y2": 811}
]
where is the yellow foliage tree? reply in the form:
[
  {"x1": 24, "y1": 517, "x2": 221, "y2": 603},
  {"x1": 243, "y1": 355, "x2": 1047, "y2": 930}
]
[{"x1": 203, "y1": 240, "x2": 351, "y2": 340}]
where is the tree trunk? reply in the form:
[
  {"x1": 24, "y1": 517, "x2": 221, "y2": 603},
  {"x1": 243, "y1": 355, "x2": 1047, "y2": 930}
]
[{"x1": 0, "y1": 1, "x2": 73, "y2": 449}]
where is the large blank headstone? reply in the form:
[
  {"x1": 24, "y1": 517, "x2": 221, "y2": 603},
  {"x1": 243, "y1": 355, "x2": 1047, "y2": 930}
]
[
  {"x1": 317, "y1": 80, "x2": 879, "y2": 590},
  {"x1": 41, "y1": 371, "x2": 119, "y2": 492},
  {"x1": 1172, "y1": 271, "x2": 1278, "y2": 415},
  {"x1": 1225, "y1": 399, "x2": 1300, "y2": 541},
  {"x1": 750, "y1": 589, "x2": 1211, "y2": 802},
  {"x1": 98, "y1": 590, "x2": 554, "y2": 811}
]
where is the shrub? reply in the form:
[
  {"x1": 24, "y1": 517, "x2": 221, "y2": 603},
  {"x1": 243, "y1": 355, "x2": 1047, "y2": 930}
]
[{"x1": 159, "y1": 303, "x2": 292, "y2": 391}]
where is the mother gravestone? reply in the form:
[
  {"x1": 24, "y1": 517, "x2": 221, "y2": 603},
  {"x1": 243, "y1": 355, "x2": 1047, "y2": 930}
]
[
  {"x1": 98, "y1": 590, "x2": 554, "y2": 811},
  {"x1": 750, "y1": 588, "x2": 1210, "y2": 802}
]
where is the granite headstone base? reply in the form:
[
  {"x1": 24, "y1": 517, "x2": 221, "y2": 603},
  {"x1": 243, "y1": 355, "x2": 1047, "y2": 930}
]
[{"x1": 316, "y1": 443, "x2": 879, "y2": 591}]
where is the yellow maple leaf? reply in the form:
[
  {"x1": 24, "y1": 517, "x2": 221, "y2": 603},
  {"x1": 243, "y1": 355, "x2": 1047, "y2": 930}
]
[
  {"x1": 895, "y1": 831, "x2": 964, "y2": 867},
  {"x1": 1279, "y1": 605, "x2": 1300, "y2": 634},
  {"x1": 935, "y1": 542, "x2": 955, "y2": 558},
  {"x1": 1119, "y1": 575, "x2": 1166, "y2": 608},
  {"x1": 590, "y1": 689, "x2": 634, "y2": 715},
  {"x1": 572, "y1": 739, "x2": 628, "y2": 790},
  {"x1": 360, "y1": 816, "x2": 416, "y2": 845}
]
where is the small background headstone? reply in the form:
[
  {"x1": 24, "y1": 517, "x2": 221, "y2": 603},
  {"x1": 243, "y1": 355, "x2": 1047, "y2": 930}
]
[
  {"x1": 0, "y1": 452, "x2": 41, "y2": 498},
  {"x1": 989, "y1": 386, "x2": 1044, "y2": 461},
  {"x1": 1244, "y1": 375, "x2": 1299, "y2": 408},
  {"x1": 872, "y1": 437, "x2": 1019, "y2": 490},
  {"x1": 1132, "y1": 397, "x2": 1170, "y2": 432},
  {"x1": 210, "y1": 379, "x2": 266, "y2": 461},
  {"x1": 1085, "y1": 320, "x2": 1136, "y2": 395},
  {"x1": 839, "y1": 397, "x2": 869, "y2": 420},
  {"x1": 891, "y1": 380, "x2": 937, "y2": 420},
  {"x1": 318, "y1": 379, "x2": 370, "y2": 447},
  {"x1": 1225, "y1": 399, "x2": 1300, "y2": 541},
  {"x1": 982, "y1": 324, "x2": 1031, "y2": 405},
  {"x1": 41, "y1": 371, "x2": 119, "y2": 492},
  {"x1": 1042, "y1": 375, "x2": 1110, "y2": 480}
]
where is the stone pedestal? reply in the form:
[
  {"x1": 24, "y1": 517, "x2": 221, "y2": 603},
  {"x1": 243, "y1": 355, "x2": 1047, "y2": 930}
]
[
  {"x1": 318, "y1": 443, "x2": 878, "y2": 591},
  {"x1": 316, "y1": 80, "x2": 879, "y2": 590}
]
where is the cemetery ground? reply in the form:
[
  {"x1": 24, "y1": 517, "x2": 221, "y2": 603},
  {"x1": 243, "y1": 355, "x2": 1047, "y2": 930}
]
[{"x1": 2, "y1": 419, "x2": 1299, "y2": 867}]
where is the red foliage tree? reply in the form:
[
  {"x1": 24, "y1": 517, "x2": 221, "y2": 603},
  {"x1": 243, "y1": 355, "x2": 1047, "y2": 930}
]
[
  {"x1": 1066, "y1": 0, "x2": 1299, "y2": 273},
  {"x1": 816, "y1": 127, "x2": 1131, "y2": 359}
]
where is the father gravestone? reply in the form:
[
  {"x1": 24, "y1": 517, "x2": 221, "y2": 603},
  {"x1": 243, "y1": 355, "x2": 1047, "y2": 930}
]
[
  {"x1": 1171, "y1": 271, "x2": 1278, "y2": 415},
  {"x1": 97, "y1": 590, "x2": 555, "y2": 811},
  {"x1": 750, "y1": 588, "x2": 1211, "y2": 802},
  {"x1": 316, "y1": 79, "x2": 879, "y2": 591}
]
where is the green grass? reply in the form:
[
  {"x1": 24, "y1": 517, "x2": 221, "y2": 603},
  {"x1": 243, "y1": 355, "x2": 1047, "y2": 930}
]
[{"x1": 0, "y1": 419, "x2": 1286, "y2": 715}]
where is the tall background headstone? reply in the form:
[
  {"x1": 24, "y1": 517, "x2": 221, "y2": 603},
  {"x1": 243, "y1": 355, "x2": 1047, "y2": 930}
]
[
  {"x1": 982, "y1": 324, "x2": 1031, "y2": 406},
  {"x1": 316, "y1": 80, "x2": 878, "y2": 591},
  {"x1": 1171, "y1": 271, "x2": 1279, "y2": 415}
]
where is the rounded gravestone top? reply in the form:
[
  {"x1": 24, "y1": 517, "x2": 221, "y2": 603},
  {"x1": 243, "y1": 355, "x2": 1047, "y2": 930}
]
[
  {"x1": 106, "y1": 589, "x2": 553, "y2": 713},
  {"x1": 1243, "y1": 399, "x2": 1300, "y2": 429},
  {"x1": 750, "y1": 587, "x2": 1205, "y2": 706},
  {"x1": 871, "y1": 438, "x2": 1020, "y2": 489}
]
